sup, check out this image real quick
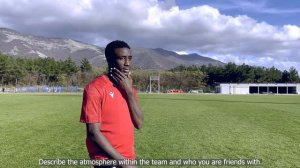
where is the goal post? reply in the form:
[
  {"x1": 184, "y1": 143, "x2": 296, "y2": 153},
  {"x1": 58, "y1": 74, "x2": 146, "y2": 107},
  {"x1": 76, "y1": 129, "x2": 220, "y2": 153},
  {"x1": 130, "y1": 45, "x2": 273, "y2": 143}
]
[{"x1": 149, "y1": 75, "x2": 160, "y2": 93}]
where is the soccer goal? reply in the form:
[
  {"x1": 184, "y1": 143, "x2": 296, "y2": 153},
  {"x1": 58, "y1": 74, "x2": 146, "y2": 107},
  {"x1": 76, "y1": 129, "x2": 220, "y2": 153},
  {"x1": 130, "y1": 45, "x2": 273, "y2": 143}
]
[{"x1": 149, "y1": 75, "x2": 160, "y2": 93}]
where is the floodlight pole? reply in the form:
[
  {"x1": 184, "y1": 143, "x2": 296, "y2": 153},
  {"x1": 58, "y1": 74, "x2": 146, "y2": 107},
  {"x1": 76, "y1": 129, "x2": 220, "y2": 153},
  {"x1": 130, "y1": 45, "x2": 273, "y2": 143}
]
[
  {"x1": 158, "y1": 77, "x2": 160, "y2": 93},
  {"x1": 150, "y1": 76, "x2": 152, "y2": 93}
]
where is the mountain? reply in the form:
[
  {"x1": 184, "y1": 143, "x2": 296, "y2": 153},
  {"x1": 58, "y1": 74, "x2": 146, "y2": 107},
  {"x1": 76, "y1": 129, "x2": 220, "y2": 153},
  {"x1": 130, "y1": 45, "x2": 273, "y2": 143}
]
[
  {"x1": 132, "y1": 48, "x2": 224, "y2": 69},
  {"x1": 0, "y1": 28, "x2": 224, "y2": 69},
  {"x1": 0, "y1": 28, "x2": 107, "y2": 67}
]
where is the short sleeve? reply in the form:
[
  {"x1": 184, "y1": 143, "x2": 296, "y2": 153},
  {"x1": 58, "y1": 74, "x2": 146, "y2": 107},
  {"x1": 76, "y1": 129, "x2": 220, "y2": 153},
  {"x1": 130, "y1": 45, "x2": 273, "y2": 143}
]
[{"x1": 80, "y1": 85, "x2": 102, "y2": 123}]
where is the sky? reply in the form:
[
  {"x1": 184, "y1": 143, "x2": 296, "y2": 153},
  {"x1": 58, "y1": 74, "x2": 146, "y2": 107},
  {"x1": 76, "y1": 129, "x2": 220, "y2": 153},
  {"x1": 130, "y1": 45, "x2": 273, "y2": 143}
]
[{"x1": 0, "y1": 0, "x2": 299, "y2": 72}]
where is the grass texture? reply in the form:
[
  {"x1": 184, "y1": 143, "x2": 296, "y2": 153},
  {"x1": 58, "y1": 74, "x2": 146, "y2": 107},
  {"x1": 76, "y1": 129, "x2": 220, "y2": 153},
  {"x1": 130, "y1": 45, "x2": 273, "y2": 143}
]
[{"x1": 0, "y1": 93, "x2": 299, "y2": 167}]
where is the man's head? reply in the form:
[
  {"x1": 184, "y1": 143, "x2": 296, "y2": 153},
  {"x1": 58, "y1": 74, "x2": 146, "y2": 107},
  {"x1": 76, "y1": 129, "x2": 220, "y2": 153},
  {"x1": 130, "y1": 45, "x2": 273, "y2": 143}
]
[{"x1": 105, "y1": 40, "x2": 132, "y2": 76}]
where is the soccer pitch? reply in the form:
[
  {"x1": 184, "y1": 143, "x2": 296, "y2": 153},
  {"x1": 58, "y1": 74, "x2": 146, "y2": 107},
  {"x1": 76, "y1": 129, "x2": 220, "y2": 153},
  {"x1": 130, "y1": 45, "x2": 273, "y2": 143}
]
[{"x1": 0, "y1": 93, "x2": 299, "y2": 167}]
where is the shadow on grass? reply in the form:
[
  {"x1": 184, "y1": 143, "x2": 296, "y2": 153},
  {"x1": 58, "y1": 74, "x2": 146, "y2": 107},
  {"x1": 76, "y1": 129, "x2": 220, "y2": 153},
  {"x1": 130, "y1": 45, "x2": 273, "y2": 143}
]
[{"x1": 140, "y1": 97, "x2": 300, "y2": 105}]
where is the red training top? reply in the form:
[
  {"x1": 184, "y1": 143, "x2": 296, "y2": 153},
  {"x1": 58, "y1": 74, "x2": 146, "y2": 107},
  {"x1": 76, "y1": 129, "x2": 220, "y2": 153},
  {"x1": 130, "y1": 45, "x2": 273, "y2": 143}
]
[{"x1": 80, "y1": 75, "x2": 136, "y2": 160}]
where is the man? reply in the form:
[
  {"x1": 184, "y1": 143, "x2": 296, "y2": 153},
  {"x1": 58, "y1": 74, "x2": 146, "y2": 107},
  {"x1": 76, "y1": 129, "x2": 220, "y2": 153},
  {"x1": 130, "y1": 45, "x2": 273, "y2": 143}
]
[{"x1": 80, "y1": 40, "x2": 144, "y2": 168}]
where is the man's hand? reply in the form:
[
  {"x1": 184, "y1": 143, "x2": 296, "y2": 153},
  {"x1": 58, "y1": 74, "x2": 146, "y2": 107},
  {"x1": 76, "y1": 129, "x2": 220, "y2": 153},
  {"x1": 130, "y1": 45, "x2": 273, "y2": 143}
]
[{"x1": 110, "y1": 68, "x2": 133, "y2": 95}]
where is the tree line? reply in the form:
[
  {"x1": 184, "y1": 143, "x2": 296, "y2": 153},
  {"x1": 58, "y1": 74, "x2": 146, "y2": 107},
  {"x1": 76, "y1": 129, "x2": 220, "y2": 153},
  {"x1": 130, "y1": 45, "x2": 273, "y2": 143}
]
[
  {"x1": 0, "y1": 53, "x2": 102, "y2": 86},
  {"x1": 1, "y1": 53, "x2": 299, "y2": 92},
  {"x1": 171, "y1": 63, "x2": 300, "y2": 89}
]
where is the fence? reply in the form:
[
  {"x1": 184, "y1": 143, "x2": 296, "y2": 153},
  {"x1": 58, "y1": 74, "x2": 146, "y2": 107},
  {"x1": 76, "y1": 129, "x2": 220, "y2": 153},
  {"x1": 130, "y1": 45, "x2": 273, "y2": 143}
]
[{"x1": 1, "y1": 85, "x2": 81, "y2": 93}]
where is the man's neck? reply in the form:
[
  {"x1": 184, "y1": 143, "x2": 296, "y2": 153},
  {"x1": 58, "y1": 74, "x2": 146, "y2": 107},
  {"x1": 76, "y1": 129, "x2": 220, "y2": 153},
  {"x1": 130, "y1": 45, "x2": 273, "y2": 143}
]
[{"x1": 107, "y1": 72, "x2": 117, "y2": 86}]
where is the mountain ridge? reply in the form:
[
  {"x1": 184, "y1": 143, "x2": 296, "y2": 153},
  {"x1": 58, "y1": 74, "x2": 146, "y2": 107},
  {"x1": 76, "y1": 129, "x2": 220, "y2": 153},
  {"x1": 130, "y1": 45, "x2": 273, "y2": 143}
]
[{"x1": 0, "y1": 27, "x2": 225, "y2": 69}]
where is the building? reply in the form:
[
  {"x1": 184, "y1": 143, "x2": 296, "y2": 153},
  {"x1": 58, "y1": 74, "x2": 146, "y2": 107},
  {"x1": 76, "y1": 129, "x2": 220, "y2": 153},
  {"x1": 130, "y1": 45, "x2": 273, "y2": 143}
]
[{"x1": 217, "y1": 83, "x2": 300, "y2": 94}]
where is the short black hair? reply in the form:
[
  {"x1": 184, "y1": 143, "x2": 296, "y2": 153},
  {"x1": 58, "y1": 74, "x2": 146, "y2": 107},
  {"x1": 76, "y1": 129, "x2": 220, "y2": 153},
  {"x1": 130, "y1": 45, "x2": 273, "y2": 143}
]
[{"x1": 105, "y1": 40, "x2": 130, "y2": 62}]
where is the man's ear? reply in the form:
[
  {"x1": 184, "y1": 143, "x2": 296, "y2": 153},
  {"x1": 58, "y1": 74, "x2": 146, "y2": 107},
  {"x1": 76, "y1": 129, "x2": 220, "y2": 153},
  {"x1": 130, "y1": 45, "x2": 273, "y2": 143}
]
[
  {"x1": 107, "y1": 56, "x2": 116, "y2": 67},
  {"x1": 108, "y1": 61, "x2": 115, "y2": 68}
]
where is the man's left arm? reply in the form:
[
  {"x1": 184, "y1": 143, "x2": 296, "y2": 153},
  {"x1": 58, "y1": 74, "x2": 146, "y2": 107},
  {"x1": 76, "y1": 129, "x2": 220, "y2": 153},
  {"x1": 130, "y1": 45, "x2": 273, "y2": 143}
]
[
  {"x1": 126, "y1": 90, "x2": 144, "y2": 129},
  {"x1": 112, "y1": 69, "x2": 144, "y2": 129}
]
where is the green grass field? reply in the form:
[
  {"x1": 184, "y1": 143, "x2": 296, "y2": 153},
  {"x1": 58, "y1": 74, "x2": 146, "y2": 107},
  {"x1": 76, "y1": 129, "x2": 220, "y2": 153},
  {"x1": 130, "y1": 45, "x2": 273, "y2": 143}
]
[{"x1": 0, "y1": 93, "x2": 299, "y2": 168}]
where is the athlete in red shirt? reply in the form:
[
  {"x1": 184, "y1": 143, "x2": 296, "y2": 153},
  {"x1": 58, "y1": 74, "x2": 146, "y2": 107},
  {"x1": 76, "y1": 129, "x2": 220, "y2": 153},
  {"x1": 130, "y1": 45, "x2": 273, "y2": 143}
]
[{"x1": 80, "y1": 40, "x2": 144, "y2": 168}]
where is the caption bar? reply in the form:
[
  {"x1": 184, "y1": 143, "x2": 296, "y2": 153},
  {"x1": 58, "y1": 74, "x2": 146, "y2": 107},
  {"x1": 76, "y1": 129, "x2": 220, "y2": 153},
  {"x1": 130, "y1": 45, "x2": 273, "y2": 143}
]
[{"x1": 39, "y1": 158, "x2": 262, "y2": 166}]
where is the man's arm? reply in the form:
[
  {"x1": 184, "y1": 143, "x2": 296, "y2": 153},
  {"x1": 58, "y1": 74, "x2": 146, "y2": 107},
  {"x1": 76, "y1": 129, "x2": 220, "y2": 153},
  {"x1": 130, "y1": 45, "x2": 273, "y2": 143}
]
[
  {"x1": 126, "y1": 91, "x2": 144, "y2": 129},
  {"x1": 87, "y1": 123, "x2": 137, "y2": 168},
  {"x1": 112, "y1": 69, "x2": 144, "y2": 129},
  {"x1": 87, "y1": 123, "x2": 125, "y2": 160}
]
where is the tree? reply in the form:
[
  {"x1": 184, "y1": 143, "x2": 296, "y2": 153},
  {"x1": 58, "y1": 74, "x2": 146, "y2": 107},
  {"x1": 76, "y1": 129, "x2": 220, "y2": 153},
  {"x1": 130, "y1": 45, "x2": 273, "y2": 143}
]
[
  {"x1": 60, "y1": 57, "x2": 79, "y2": 76},
  {"x1": 80, "y1": 58, "x2": 92, "y2": 72},
  {"x1": 265, "y1": 66, "x2": 281, "y2": 83},
  {"x1": 281, "y1": 70, "x2": 290, "y2": 83},
  {"x1": 289, "y1": 67, "x2": 299, "y2": 83}
]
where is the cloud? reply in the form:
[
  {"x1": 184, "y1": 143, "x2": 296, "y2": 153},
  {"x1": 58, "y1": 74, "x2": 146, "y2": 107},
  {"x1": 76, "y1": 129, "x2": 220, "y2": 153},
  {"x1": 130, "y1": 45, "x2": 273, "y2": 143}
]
[
  {"x1": 224, "y1": 0, "x2": 300, "y2": 14},
  {"x1": 0, "y1": 0, "x2": 299, "y2": 71},
  {"x1": 175, "y1": 51, "x2": 188, "y2": 55}
]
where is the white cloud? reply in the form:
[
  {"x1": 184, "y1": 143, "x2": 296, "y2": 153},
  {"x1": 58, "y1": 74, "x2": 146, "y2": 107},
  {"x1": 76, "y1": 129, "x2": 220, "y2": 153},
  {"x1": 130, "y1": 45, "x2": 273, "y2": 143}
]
[
  {"x1": 227, "y1": 0, "x2": 300, "y2": 14},
  {"x1": 0, "y1": 0, "x2": 299, "y2": 71},
  {"x1": 175, "y1": 51, "x2": 188, "y2": 55},
  {"x1": 211, "y1": 54, "x2": 300, "y2": 72}
]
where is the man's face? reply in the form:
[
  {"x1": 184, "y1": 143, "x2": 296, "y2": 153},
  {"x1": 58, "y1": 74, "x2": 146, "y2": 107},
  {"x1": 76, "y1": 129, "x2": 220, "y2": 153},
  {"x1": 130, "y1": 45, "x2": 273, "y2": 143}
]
[{"x1": 112, "y1": 47, "x2": 132, "y2": 77}]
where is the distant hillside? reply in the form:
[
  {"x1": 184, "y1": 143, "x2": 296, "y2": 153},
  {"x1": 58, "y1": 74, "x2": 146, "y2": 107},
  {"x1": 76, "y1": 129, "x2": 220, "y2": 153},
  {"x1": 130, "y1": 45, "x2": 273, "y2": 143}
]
[{"x1": 0, "y1": 27, "x2": 224, "y2": 69}]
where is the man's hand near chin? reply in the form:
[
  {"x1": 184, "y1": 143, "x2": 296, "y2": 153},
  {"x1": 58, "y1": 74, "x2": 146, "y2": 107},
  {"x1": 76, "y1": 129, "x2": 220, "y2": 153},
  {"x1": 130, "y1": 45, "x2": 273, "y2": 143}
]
[{"x1": 110, "y1": 68, "x2": 133, "y2": 95}]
